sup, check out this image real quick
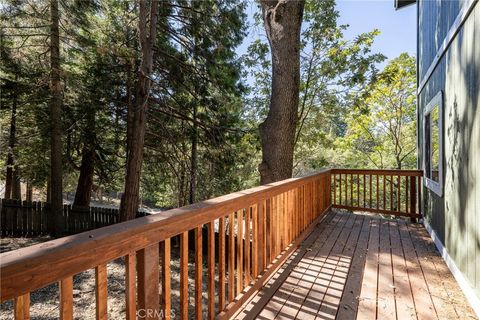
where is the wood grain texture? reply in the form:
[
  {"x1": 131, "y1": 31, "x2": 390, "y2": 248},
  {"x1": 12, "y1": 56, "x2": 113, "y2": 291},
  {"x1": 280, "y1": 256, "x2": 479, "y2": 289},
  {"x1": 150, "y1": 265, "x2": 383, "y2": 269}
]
[
  {"x1": 1, "y1": 171, "x2": 331, "y2": 302},
  {"x1": 237, "y1": 210, "x2": 475, "y2": 320},
  {"x1": 136, "y1": 244, "x2": 160, "y2": 320},
  {"x1": 244, "y1": 207, "x2": 251, "y2": 287},
  {"x1": 228, "y1": 213, "x2": 235, "y2": 303},
  {"x1": 218, "y1": 217, "x2": 226, "y2": 311},
  {"x1": 14, "y1": 293, "x2": 29, "y2": 320},
  {"x1": 161, "y1": 239, "x2": 171, "y2": 320},
  {"x1": 125, "y1": 253, "x2": 136, "y2": 320},
  {"x1": 236, "y1": 210, "x2": 243, "y2": 296},
  {"x1": 194, "y1": 226, "x2": 202, "y2": 320},
  {"x1": 60, "y1": 277, "x2": 73, "y2": 320},
  {"x1": 95, "y1": 264, "x2": 108, "y2": 320},
  {"x1": 180, "y1": 231, "x2": 188, "y2": 319},
  {"x1": 207, "y1": 221, "x2": 215, "y2": 319}
]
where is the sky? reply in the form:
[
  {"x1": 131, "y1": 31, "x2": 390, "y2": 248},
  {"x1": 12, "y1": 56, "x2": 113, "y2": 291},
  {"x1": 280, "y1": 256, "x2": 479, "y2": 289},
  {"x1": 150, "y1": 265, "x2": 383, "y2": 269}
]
[
  {"x1": 336, "y1": 0, "x2": 416, "y2": 63},
  {"x1": 238, "y1": 0, "x2": 417, "y2": 69}
]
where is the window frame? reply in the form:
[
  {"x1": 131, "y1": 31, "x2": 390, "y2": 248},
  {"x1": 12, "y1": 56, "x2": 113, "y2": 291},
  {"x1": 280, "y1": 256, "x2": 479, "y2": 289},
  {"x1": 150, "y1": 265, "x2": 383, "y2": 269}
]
[{"x1": 423, "y1": 91, "x2": 443, "y2": 196}]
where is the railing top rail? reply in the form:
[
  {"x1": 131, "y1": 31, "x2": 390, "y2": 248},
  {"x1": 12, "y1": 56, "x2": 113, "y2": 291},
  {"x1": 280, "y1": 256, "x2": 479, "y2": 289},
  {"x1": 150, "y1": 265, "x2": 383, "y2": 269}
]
[
  {"x1": 0, "y1": 169, "x2": 330, "y2": 301},
  {"x1": 331, "y1": 168, "x2": 423, "y2": 176}
]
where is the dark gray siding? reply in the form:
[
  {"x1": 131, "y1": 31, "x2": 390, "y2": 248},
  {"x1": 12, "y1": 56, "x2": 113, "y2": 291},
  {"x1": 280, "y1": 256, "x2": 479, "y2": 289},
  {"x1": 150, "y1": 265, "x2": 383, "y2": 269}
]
[
  {"x1": 418, "y1": 0, "x2": 480, "y2": 301},
  {"x1": 418, "y1": 0, "x2": 467, "y2": 79}
]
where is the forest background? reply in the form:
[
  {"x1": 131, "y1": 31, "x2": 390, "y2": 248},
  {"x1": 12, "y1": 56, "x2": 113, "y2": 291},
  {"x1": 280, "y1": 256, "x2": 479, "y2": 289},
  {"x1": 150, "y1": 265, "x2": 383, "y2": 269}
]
[{"x1": 0, "y1": 0, "x2": 417, "y2": 213}]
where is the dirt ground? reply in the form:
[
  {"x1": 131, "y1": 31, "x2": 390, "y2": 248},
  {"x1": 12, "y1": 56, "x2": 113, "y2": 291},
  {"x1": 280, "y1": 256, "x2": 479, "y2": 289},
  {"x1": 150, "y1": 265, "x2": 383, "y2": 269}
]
[{"x1": 0, "y1": 237, "x2": 224, "y2": 319}]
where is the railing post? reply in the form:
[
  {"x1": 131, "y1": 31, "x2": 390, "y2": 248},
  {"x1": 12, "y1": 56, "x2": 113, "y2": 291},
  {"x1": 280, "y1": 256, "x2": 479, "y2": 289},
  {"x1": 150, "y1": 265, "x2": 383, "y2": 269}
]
[
  {"x1": 137, "y1": 244, "x2": 160, "y2": 320},
  {"x1": 257, "y1": 201, "x2": 265, "y2": 272},
  {"x1": 410, "y1": 176, "x2": 417, "y2": 222}
]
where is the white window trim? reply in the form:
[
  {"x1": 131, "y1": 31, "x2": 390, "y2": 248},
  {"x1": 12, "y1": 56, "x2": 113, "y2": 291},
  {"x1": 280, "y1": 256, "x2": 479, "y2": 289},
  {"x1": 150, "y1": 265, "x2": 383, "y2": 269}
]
[{"x1": 423, "y1": 91, "x2": 443, "y2": 196}]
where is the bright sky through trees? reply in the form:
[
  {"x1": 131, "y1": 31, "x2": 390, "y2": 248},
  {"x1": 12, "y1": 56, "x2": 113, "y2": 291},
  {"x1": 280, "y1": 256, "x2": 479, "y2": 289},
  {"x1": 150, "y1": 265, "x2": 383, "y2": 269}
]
[{"x1": 238, "y1": 0, "x2": 416, "y2": 69}]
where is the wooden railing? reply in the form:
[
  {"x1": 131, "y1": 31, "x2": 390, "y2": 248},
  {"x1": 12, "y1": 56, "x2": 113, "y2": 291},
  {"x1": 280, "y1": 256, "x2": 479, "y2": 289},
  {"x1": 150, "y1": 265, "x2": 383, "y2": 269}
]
[
  {"x1": 0, "y1": 170, "x2": 332, "y2": 320},
  {"x1": 330, "y1": 169, "x2": 423, "y2": 219}
]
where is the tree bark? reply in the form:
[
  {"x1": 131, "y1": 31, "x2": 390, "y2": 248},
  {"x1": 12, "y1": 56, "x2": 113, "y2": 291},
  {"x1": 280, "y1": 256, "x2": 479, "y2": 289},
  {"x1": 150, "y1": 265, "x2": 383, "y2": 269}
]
[
  {"x1": 12, "y1": 168, "x2": 22, "y2": 200},
  {"x1": 73, "y1": 147, "x2": 96, "y2": 207},
  {"x1": 73, "y1": 104, "x2": 96, "y2": 207},
  {"x1": 49, "y1": 0, "x2": 65, "y2": 235},
  {"x1": 259, "y1": 0, "x2": 305, "y2": 184},
  {"x1": 26, "y1": 181, "x2": 33, "y2": 202},
  {"x1": 119, "y1": 0, "x2": 159, "y2": 221},
  {"x1": 4, "y1": 92, "x2": 17, "y2": 199}
]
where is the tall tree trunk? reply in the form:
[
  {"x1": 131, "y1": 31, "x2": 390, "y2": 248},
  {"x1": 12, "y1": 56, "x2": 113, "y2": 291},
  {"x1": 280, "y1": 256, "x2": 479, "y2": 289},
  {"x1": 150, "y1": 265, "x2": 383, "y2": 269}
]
[
  {"x1": 119, "y1": 0, "x2": 159, "y2": 221},
  {"x1": 50, "y1": 0, "x2": 65, "y2": 235},
  {"x1": 12, "y1": 168, "x2": 21, "y2": 200},
  {"x1": 4, "y1": 92, "x2": 17, "y2": 199},
  {"x1": 26, "y1": 181, "x2": 33, "y2": 202},
  {"x1": 189, "y1": 105, "x2": 198, "y2": 204},
  {"x1": 46, "y1": 177, "x2": 51, "y2": 202},
  {"x1": 73, "y1": 106, "x2": 96, "y2": 207},
  {"x1": 73, "y1": 147, "x2": 96, "y2": 207},
  {"x1": 125, "y1": 62, "x2": 134, "y2": 156},
  {"x1": 258, "y1": 0, "x2": 305, "y2": 184}
]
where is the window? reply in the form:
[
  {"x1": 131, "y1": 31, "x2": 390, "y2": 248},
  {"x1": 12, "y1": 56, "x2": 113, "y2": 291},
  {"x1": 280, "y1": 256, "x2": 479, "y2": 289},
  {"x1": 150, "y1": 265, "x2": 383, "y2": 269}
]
[{"x1": 423, "y1": 91, "x2": 443, "y2": 196}]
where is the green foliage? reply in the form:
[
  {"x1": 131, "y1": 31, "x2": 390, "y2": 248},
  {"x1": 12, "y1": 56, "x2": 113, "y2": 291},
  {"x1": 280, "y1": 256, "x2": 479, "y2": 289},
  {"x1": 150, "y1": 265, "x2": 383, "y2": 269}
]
[
  {"x1": 337, "y1": 53, "x2": 417, "y2": 169},
  {"x1": 1, "y1": 0, "x2": 416, "y2": 208},
  {"x1": 243, "y1": 0, "x2": 387, "y2": 176}
]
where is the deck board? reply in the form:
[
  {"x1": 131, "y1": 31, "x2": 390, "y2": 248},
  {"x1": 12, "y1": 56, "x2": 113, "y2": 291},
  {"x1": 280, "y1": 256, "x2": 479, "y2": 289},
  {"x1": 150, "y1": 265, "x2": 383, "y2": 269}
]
[{"x1": 235, "y1": 210, "x2": 477, "y2": 320}]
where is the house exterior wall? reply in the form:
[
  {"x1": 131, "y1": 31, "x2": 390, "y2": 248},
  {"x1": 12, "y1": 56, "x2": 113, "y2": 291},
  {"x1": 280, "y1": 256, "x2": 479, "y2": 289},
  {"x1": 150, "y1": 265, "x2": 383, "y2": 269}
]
[{"x1": 417, "y1": 0, "x2": 480, "y2": 301}]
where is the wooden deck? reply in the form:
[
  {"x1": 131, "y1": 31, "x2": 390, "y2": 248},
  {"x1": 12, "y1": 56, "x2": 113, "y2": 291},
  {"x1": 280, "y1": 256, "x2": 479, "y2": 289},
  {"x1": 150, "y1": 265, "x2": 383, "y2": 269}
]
[{"x1": 236, "y1": 210, "x2": 477, "y2": 320}]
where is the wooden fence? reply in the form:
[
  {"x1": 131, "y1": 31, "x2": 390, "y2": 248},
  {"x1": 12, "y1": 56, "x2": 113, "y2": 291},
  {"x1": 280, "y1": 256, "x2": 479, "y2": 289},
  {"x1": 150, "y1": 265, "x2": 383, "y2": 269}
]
[
  {"x1": 0, "y1": 199, "x2": 148, "y2": 237},
  {"x1": 331, "y1": 169, "x2": 423, "y2": 219}
]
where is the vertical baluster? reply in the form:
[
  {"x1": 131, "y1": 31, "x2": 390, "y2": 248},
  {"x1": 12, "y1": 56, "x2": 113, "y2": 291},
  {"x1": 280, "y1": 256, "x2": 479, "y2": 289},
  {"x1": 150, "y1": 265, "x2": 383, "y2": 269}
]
[
  {"x1": 125, "y1": 253, "x2": 136, "y2": 320},
  {"x1": 357, "y1": 174, "x2": 360, "y2": 207},
  {"x1": 350, "y1": 174, "x2": 353, "y2": 207},
  {"x1": 245, "y1": 207, "x2": 251, "y2": 287},
  {"x1": 180, "y1": 232, "x2": 188, "y2": 319},
  {"x1": 14, "y1": 293, "x2": 30, "y2": 320},
  {"x1": 410, "y1": 176, "x2": 417, "y2": 221},
  {"x1": 252, "y1": 205, "x2": 258, "y2": 279},
  {"x1": 376, "y1": 174, "x2": 379, "y2": 210},
  {"x1": 333, "y1": 174, "x2": 337, "y2": 205},
  {"x1": 236, "y1": 210, "x2": 243, "y2": 295},
  {"x1": 266, "y1": 199, "x2": 272, "y2": 265},
  {"x1": 228, "y1": 213, "x2": 235, "y2": 302},
  {"x1": 95, "y1": 264, "x2": 108, "y2": 320},
  {"x1": 418, "y1": 176, "x2": 422, "y2": 215},
  {"x1": 294, "y1": 188, "x2": 300, "y2": 237},
  {"x1": 383, "y1": 175, "x2": 386, "y2": 210},
  {"x1": 195, "y1": 226, "x2": 203, "y2": 320},
  {"x1": 257, "y1": 201, "x2": 265, "y2": 272},
  {"x1": 279, "y1": 194, "x2": 284, "y2": 250},
  {"x1": 288, "y1": 191, "x2": 292, "y2": 239},
  {"x1": 207, "y1": 221, "x2": 215, "y2": 319},
  {"x1": 361, "y1": 175, "x2": 365, "y2": 208},
  {"x1": 339, "y1": 174, "x2": 342, "y2": 206},
  {"x1": 390, "y1": 175, "x2": 394, "y2": 211},
  {"x1": 345, "y1": 174, "x2": 348, "y2": 205},
  {"x1": 280, "y1": 193, "x2": 285, "y2": 249},
  {"x1": 60, "y1": 277, "x2": 73, "y2": 320},
  {"x1": 271, "y1": 197, "x2": 276, "y2": 260},
  {"x1": 397, "y1": 175, "x2": 401, "y2": 212},
  {"x1": 369, "y1": 174, "x2": 373, "y2": 208},
  {"x1": 161, "y1": 240, "x2": 171, "y2": 320},
  {"x1": 218, "y1": 217, "x2": 226, "y2": 311},
  {"x1": 406, "y1": 176, "x2": 409, "y2": 215}
]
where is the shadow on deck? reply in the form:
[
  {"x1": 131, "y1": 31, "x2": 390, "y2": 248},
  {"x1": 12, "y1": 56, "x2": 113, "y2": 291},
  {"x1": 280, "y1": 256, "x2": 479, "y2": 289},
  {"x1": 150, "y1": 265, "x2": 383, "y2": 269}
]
[{"x1": 235, "y1": 209, "x2": 477, "y2": 320}]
